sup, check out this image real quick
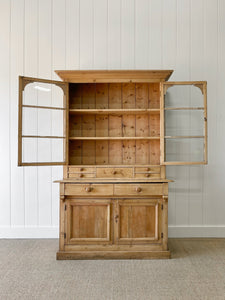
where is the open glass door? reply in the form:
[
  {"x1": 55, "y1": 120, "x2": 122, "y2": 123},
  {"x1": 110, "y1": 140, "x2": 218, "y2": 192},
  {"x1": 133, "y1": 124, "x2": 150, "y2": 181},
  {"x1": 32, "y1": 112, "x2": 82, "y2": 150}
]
[
  {"x1": 160, "y1": 81, "x2": 207, "y2": 165},
  {"x1": 18, "y1": 76, "x2": 69, "y2": 166}
]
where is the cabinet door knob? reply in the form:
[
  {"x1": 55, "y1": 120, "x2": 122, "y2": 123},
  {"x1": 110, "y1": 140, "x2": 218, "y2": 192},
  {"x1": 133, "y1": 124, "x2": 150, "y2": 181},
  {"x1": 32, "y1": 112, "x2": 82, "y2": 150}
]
[
  {"x1": 136, "y1": 187, "x2": 142, "y2": 193},
  {"x1": 79, "y1": 174, "x2": 84, "y2": 178},
  {"x1": 113, "y1": 171, "x2": 117, "y2": 175},
  {"x1": 85, "y1": 187, "x2": 92, "y2": 192}
]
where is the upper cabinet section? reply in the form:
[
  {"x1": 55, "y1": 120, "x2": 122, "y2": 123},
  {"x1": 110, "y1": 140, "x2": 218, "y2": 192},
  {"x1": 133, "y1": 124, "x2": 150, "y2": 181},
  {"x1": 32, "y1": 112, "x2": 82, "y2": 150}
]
[
  {"x1": 18, "y1": 76, "x2": 69, "y2": 166},
  {"x1": 55, "y1": 70, "x2": 173, "y2": 83},
  {"x1": 160, "y1": 82, "x2": 207, "y2": 165}
]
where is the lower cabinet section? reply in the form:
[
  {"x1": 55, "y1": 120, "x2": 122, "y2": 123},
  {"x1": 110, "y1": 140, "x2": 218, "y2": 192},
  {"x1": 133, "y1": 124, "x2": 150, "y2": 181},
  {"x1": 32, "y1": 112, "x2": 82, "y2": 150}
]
[{"x1": 57, "y1": 182, "x2": 170, "y2": 259}]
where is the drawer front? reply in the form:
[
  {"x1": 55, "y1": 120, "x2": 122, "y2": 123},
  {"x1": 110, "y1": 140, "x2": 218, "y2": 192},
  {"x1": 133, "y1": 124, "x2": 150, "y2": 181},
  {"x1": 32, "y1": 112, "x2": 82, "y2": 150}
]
[
  {"x1": 68, "y1": 167, "x2": 95, "y2": 173},
  {"x1": 68, "y1": 173, "x2": 95, "y2": 179},
  {"x1": 114, "y1": 184, "x2": 163, "y2": 196},
  {"x1": 134, "y1": 173, "x2": 161, "y2": 179},
  {"x1": 64, "y1": 184, "x2": 113, "y2": 196},
  {"x1": 135, "y1": 167, "x2": 160, "y2": 173},
  {"x1": 96, "y1": 168, "x2": 133, "y2": 178}
]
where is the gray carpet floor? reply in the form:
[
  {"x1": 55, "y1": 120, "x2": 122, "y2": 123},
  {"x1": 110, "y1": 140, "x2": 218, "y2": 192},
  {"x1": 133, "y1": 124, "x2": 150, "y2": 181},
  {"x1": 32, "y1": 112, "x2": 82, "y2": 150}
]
[{"x1": 0, "y1": 238, "x2": 225, "y2": 300}]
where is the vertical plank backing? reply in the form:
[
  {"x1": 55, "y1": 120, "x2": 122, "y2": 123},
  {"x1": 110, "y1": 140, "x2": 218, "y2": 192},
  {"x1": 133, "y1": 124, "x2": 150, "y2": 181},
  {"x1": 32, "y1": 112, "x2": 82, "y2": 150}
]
[
  {"x1": 69, "y1": 140, "x2": 82, "y2": 165},
  {"x1": 82, "y1": 115, "x2": 95, "y2": 137},
  {"x1": 150, "y1": 140, "x2": 160, "y2": 165},
  {"x1": 96, "y1": 83, "x2": 108, "y2": 108},
  {"x1": 149, "y1": 83, "x2": 160, "y2": 109},
  {"x1": 136, "y1": 83, "x2": 148, "y2": 108},
  {"x1": 149, "y1": 113, "x2": 160, "y2": 137},
  {"x1": 109, "y1": 83, "x2": 122, "y2": 164},
  {"x1": 69, "y1": 84, "x2": 82, "y2": 109},
  {"x1": 96, "y1": 141, "x2": 108, "y2": 164},
  {"x1": 122, "y1": 83, "x2": 135, "y2": 164},
  {"x1": 81, "y1": 83, "x2": 96, "y2": 108},
  {"x1": 82, "y1": 141, "x2": 95, "y2": 165},
  {"x1": 136, "y1": 141, "x2": 149, "y2": 164},
  {"x1": 108, "y1": 83, "x2": 122, "y2": 108},
  {"x1": 69, "y1": 115, "x2": 81, "y2": 137}
]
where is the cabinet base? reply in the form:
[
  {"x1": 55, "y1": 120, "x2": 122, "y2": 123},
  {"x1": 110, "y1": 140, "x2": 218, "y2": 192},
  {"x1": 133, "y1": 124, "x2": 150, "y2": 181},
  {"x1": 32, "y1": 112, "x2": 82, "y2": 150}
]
[{"x1": 56, "y1": 250, "x2": 171, "y2": 260}]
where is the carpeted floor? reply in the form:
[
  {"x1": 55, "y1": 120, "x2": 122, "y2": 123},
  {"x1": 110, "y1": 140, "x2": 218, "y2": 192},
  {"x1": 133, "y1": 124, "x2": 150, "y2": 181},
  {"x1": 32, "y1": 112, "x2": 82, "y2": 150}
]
[{"x1": 0, "y1": 239, "x2": 224, "y2": 300}]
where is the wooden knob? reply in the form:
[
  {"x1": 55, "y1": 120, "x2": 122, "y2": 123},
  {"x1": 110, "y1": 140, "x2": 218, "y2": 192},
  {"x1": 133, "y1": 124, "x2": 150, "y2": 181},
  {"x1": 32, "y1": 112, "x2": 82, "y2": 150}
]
[
  {"x1": 113, "y1": 171, "x2": 117, "y2": 175},
  {"x1": 85, "y1": 187, "x2": 92, "y2": 192},
  {"x1": 145, "y1": 174, "x2": 150, "y2": 177},
  {"x1": 80, "y1": 168, "x2": 83, "y2": 171},
  {"x1": 79, "y1": 174, "x2": 84, "y2": 178},
  {"x1": 146, "y1": 168, "x2": 150, "y2": 171},
  {"x1": 136, "y1": 187, "x2": 142, "y2": 193}
]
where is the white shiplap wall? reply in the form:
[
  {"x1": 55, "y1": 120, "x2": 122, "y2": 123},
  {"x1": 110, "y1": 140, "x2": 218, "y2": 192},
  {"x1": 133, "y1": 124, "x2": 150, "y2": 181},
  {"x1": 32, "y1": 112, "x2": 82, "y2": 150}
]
[{"x1": 0, "y1": 0, "x2": 225, "y2": 238}]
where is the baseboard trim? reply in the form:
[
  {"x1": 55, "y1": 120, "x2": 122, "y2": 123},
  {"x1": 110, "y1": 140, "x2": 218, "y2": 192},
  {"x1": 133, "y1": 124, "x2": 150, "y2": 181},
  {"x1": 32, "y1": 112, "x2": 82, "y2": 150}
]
[
  {"x1": 0, "y1": 226, "x2": 225, "y2": 239},
  {"x1": 168, "y1": 226, "x2": 225, "y2": 238},
  {"x1": 0, "y1": 226, "x2": 59, "y2": 238}
]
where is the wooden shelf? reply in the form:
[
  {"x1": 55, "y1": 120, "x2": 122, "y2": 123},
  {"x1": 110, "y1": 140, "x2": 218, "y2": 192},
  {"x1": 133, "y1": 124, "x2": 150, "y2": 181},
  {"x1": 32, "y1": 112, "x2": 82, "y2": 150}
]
[
  {"x1": 69, "y1": 109, "x2": 160, "y2": 115},
  {"x1": 69, "y1": 137, "x2": 160, "y2": 140}
]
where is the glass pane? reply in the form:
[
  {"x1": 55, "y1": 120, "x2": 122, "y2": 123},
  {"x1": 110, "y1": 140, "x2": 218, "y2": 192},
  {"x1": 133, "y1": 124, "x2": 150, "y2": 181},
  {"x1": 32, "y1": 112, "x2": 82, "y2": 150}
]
[
  {"x1": 22, "y1": 138, "x2": 64, "y2": 163},
  {"x1": 164, "y1": 85, "x2": 203, "y2": 108},
  {"x1": 22, "y1": 107, "x2": 64, "y2": 137},
  {"x1": 165, "y1": 110, "x2": 204, "y2": 136},
  {"x1": 23, "y1": 81, "x2": 64, "y2": 108},
  {"x1": 165, "y1": 138, "x2": 204, "y2": 162}
]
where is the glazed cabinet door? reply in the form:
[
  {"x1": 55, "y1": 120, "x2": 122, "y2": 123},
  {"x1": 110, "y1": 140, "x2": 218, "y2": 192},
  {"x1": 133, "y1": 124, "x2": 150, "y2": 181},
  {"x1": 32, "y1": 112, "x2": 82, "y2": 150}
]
[
  {"x1": 160, "y1": 81, "x2": 207, "y2": 165},
  {"x1": 18, "y1": 76, "x2": 69, "y2": 166},
  {"x1": 114, "y1": 199, "x2": 162, "y2": 245},
  {"x1": 65, "y1": 199, "x2": 113, "y2": 245}
]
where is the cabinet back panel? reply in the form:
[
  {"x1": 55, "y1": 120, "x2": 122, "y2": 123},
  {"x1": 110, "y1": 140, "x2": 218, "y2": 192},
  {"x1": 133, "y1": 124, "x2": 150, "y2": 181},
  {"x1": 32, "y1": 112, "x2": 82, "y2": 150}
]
[
  {"x1": 69, "y1": 83, "x2": 160, "y2": 109},
  {"x1": 69, "y1": 140, "x2": 160, "y2": 165},
  {"x1": 69, "y1": 83, "x2": 160, "y2": 165}
]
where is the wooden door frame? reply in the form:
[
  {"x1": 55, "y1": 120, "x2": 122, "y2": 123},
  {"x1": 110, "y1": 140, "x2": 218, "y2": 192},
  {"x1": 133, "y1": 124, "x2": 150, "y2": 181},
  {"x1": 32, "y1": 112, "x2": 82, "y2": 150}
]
[
  {"x1": 160, "y1": 81, "x2": 207, "y2": 165},
  {"x1": 18, "y1": 76, "x2": 69, "y2": 166}
]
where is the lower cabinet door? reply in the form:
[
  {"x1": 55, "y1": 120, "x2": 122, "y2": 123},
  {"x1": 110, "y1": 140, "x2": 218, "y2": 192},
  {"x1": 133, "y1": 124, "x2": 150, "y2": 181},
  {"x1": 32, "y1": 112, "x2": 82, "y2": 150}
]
[
  {"x1": 65, "y1": 199, "x2": 113, "y2": 244},
  {"x1": 114, "y1": 199, "x2": 162, "y2": 245}
]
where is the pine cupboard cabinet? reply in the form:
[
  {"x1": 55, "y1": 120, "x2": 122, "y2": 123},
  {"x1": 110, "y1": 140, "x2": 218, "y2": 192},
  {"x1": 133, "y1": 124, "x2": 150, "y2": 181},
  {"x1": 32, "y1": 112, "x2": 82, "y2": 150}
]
[{"x1": 18, "y1": 70, "x2": 207, "y2": 259}]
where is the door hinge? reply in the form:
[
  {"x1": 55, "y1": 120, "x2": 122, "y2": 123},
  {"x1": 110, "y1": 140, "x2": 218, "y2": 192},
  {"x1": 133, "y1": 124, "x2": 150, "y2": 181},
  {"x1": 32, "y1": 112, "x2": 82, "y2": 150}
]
[
  {"x1": 64, "y1": 233, "x2": 66, "y2": 239},
  {"x1": 161, "y1": 232, "x2": 163, "y2": 239},
  {"x1": 161, "y1": 204, "x2": 163, "y2": 210},
  {"x1": 64, "y1": 204, "x2": 67, "y2": 211}
]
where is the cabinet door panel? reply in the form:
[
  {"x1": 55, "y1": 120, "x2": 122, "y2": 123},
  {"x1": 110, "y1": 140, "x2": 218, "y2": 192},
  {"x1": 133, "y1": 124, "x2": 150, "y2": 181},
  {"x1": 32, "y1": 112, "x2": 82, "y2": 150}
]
[
  {"x1": 160, "y1": 81, "x2": 207, "y2": 165},
  {"x1": 18, "y1": 76, "x2": 69, "y2": 166},
  {"x1": 115, "y1": 199, "x2": 161, "y2": 244},
  {"x1": 66, "y1": 199, "x2": 113, "y2": 244}
]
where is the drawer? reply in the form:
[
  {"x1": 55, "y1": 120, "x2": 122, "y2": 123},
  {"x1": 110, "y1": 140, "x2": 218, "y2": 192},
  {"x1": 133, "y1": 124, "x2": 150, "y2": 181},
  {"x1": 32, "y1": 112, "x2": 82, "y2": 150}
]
[
  {"x1": 64, "y1": 184, "x2": 113, "y2": 196},
  {"x1": 96, "y1": 168, "x2": 133, "y2": 178},
  {"x1": 68, "y1": 173, "x2": 95, "y2": 179},
  {"x1": 135, "y1": 167, "x2": 160, "y2": 173},
  {"x1": 114, "y1": 184, "x2": 163, "y2": 196},
  {"x1": 134, "y1": 173, "x2": 161, "y2": 179},
  {"x1": 68, "y1": 167, "x2": 95, "y2": 173}
]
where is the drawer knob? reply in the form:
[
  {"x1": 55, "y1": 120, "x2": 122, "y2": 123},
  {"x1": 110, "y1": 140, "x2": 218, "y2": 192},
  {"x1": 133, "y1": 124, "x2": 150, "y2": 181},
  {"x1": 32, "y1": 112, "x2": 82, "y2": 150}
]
[
  {"x1": 147, "y1": 168, "x2": 150, "y2": 171},
  {"x1": 80, "y1": 168, "x2": 84, "y2": 171},
  {"x1": 136, "y1": 187, "x2": 142, "y2": 193},
  {"x1": 79, "y1": 174, "x2": 84, "y2": 178},
  {"x1": 85, "y1": 187, "x2": 92, "y2": 192},
  {"x1": 145, "y1": 174, "x2": 150, "y2": 177},
  {"x1": 113, "y1": 171, "x2": 117, "y2": 175}
]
